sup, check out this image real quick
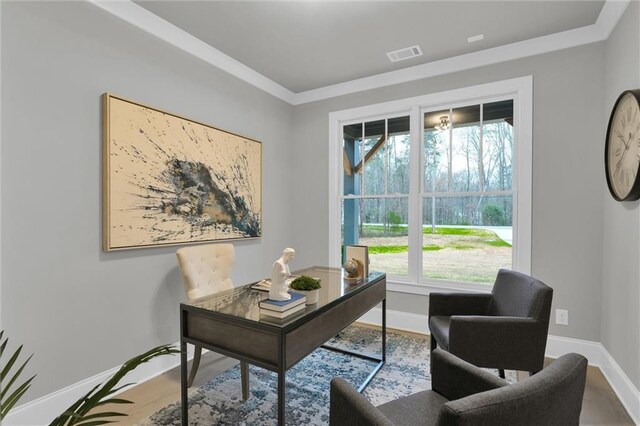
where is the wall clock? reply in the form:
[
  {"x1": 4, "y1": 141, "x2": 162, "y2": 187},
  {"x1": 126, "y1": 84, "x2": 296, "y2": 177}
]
[{"x1": 605, "y1": 89, "x2": 640, "y2": 201}]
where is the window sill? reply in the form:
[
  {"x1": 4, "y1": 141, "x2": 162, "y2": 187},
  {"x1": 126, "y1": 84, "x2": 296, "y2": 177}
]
[{"x1": 386, "y1": 277, "x2": 492, "y2": 296}]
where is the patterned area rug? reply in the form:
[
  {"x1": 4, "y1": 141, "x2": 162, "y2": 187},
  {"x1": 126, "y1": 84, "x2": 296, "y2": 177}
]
[{"x1": 140, "y1": 326, "x2": 512, "y2": 425}]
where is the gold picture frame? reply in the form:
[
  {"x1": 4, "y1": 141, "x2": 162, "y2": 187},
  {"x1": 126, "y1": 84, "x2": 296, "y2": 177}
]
[{"x1": 103, "y1": 93, "x2": 262, "y2": 251}]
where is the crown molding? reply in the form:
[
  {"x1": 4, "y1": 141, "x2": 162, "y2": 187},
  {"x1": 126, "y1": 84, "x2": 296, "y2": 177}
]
[
  {"x1": 294, "y1": 25, "x2": 599, "y2": 105},
  {"x1": 89, "y1": 0, "x2": 630, "y2": 106},
  {"x1": 89, "y1": 0, "x2": 296, "y2": 104},
  {"x1": 595, "y1": 0, "x2": 632, "y2": 39}
]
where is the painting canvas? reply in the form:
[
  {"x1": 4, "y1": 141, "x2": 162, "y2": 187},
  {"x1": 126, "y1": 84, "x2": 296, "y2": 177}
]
[{"x1": 103, "y1": 94, "x2": 262, "y2": 250}]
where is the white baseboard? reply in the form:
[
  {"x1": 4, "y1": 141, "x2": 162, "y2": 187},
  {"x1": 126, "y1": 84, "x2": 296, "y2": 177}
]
[
  {"x1": 3, "y1": 343, "x2": 221, "y2": 426},
  {"x1": 357, "y1": 308, "x2": 640, "y2": 424},
  {"x1": 597, "y1": 346, "x2": 640, "y2": 424},
  {"x1": 7, "y1": 311, "x2": 639, "y2": 425},
  {"x1": 545, "y1": 334, "x2": 605, "y2": 365},
  {"x1": 546, "y1": 334, "x2": 640, "y2": 424},
  {"x1": 356, "y1": 307, "x2": 429, "y2": 335}
]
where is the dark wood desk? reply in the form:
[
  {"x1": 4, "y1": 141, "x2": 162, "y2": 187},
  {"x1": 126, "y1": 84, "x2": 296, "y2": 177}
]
[{"x1": 180, "y1": 266, "x2": 386, "y2": 425}]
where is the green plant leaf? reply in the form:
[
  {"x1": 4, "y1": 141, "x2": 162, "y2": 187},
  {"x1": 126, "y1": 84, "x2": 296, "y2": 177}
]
[
  {"x1": 51, "y1": 344, "x2": 177, "y2": 425},
  {"x1": 51, "y1": 383, "x2": 101, "y2": 425},
  {"x1": 102, "y1": 382, "x2": 135, "y2": 397},
  {"x1": 0, "y1": 332, "x2": 35, "y2": 421},
  {"x1": 1, "y1": 354, "x2": 34, "y2": 401},
  {"x1": 1, "y1": 344, "x2": 23, "y2": 382},
  {"x1": 92, "y1": 398, "x2": 133, "y2": 407},
  {"x1": 0, "y1": 334, "x2": 7, "y2": 358},
  {"x1": 1, "y1": 375, "x2": 34, "y2": 419}
]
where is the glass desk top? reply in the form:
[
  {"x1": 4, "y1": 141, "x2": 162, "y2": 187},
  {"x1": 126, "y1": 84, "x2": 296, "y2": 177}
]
[{"x1": 183, "y1": 266, "x2": 385, "y2": 328}]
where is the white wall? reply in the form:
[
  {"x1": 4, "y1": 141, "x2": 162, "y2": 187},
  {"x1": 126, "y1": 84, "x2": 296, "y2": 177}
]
[
  {"x1": 1, "y1": 2, "x2": 293, "y2": 403},
  {"x1": 291, "y1": 43, "x2": 606, "y2": 342},
  {"x1": 601, "y1": 1, "x2": 640, "y2": 390}
]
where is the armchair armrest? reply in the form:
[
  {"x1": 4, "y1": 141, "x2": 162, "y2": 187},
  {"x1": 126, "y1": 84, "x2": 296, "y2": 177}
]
[
  {"x1": 330, "y1": 378, "x2": 393, "y2": 426},
  {"x1": 431, "y1": 348, "x2": 507, "y2": 401},
  {"x1": 448, "y1": 316, "x2": 546, "y2": 369},
  {"x1": 428, "y1": 292, "x2": 492, "y2": 317}
]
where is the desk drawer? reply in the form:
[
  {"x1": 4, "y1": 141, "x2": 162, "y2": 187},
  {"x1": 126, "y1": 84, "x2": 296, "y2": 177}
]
[
  {"x1": 186, "y1": 312, "x2": 279, "y2": 366},
  {"x1": 285, "y1": 279, "x2": 385, "y2": 369}
]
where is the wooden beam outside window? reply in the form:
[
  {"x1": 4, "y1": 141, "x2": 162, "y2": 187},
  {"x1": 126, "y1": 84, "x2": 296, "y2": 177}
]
[{"x1": 353, "y1": 135, "x2": 387, "y2": 174}]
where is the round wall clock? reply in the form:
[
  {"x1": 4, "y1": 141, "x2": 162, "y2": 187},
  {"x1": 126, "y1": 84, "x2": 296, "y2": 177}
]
[{"x1": 605, "y1": 89, "x2": 640, "y2": 201}]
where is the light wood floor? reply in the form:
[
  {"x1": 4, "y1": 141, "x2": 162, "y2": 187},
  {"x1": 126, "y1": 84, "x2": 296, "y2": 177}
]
[{"x1": 114, "y1": 326, "x2": 635, "y2": 425}]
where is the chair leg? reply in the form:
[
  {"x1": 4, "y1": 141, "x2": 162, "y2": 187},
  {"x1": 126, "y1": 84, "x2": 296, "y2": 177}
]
[
  {"x1": 498, "y1": 369, "x2": 505, "y2": 379},
  {"x1": 187, "y1": 345, "x2": 202, "y2": 388},
  {"x1": 241, "y1": 361, "x2": 250, "y2": 400}
]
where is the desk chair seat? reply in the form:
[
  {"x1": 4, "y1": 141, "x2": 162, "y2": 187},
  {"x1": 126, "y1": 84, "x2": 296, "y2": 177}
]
[{"x1": 176, "y1": 243, "x2": 249, "y2": 399}]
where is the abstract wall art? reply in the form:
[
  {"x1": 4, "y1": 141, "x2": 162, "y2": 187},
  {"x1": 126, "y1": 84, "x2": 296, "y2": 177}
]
[{"x1": 103, "y1": 94, "x2": 262, "y2": 251}]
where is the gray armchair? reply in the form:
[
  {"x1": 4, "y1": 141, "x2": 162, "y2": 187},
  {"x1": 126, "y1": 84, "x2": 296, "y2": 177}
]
[
  {"x1": 429, "y1": 269, "x2": 553, "y2": 376},
  {"x1": 329, "y1": 348, "x2": 587, "y2": 426}
]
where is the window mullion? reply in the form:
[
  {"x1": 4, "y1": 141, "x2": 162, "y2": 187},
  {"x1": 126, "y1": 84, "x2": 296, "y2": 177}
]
[
  {"x1": 407, "y1": 106, "x2": 422, "y2": 283},
  {"x1": 360, "y1": 122, "x2": 365, "y2": 196},
  {"x1": 384, "y1": 119, "x2": 389, "y2": 195},
  {"x1": 448, "y1": 108, "x2": 453, "y2": 192},
  {"x1": 480, "y1": 103, "x2": 485, "y2": 191}
]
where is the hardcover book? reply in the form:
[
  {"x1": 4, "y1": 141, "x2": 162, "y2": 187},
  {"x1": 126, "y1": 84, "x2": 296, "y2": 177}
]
[
  {"x1": 259, "y1": 292, "x2": 306, "y2": 312},
  {"x1": 251, "y1": 279, "x2": 271, "y2": 292},
  {"x1": 259, "y1": 303, "x2": 306, "y2": 319}
]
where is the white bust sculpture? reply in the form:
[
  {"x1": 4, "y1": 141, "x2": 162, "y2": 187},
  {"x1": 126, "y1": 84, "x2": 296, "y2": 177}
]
[{"x1": 269, "y1": 248, "x2": 295, "y2": 301}]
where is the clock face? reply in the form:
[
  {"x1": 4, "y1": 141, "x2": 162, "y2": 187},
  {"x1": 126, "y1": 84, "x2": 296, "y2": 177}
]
[{"x1": 606, "y1": 91, "x2": 640, "y2": 201}]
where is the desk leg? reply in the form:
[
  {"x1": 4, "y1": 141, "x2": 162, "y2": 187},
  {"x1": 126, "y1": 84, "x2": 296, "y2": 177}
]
[
  {"x1": 382, "y1": 298, "x2": 387, "y2": 362},
  {"x1": 180, "y1": 339, "x2": 188, "y2": 426},
  {"x1": 277, "y1": 331, "x2": 286, "y2": 425},
  {"x1": 277, "y1": 369, "x2": 285, "y2": 426}
]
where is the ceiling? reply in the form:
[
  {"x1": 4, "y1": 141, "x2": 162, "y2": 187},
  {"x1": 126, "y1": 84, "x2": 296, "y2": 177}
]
[{"x1": 135, "y1": 1, "x2": 605, "y2": 93}]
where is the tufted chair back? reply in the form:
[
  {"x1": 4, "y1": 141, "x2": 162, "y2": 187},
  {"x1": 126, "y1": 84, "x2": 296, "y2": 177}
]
[{"x1": 176, "y1": 243, "x2": 235, "y2": 301}]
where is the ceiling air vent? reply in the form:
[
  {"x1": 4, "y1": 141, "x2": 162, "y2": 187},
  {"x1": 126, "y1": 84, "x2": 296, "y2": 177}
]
[{"x1": 386, "y1": 45, "x2": 423, "y2": 63}]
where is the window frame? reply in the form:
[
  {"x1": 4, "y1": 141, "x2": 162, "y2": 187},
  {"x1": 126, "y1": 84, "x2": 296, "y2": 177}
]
[{"x1": 328, "y1": 76, "x2": 533, "y2": 295}]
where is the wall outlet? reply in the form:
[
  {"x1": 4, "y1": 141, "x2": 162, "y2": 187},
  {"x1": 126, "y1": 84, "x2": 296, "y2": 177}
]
[{"x1": 556, "y1": 309, "x2": 569, "y2": 325}]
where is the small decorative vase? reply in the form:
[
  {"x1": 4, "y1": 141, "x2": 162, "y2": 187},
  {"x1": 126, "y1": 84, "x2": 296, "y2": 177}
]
[{"x1": 294, "y1": 289, "x2": 319, "y2": 305}]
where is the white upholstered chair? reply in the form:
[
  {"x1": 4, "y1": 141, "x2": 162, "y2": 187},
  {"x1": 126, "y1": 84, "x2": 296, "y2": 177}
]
[{"x1": 176, "y1": 243, "x2": 249, "y2": 398}]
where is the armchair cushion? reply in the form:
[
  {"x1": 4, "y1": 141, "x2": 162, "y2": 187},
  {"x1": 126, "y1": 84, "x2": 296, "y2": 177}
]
[{"x1": 377, "y1": 390, "x2": 447, "y2": 426}]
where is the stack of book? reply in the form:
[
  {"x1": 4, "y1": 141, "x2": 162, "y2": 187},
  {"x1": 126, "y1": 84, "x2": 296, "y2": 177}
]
[{"x1": 259, "y1": 292, "x2": 306, "y2": 319}]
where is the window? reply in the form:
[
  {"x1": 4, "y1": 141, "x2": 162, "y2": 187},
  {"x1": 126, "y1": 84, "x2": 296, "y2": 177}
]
[
  {"x1": 329, "y1": 78, "x2": 532, "y2": 292},
  {"x1": 342, "y1": 116, "x2": 411, "y2": 276},
  {"x1": 422, "y1": 101, "x2": 513, "y2": 284}
]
